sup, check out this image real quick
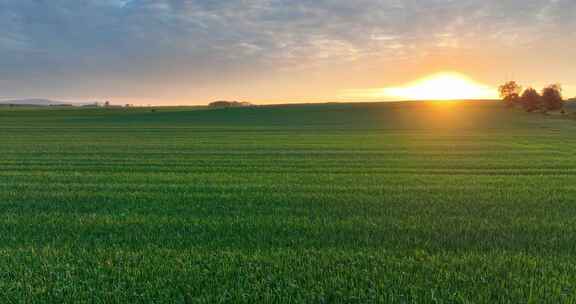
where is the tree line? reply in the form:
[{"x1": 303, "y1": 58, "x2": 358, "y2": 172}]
[{"x1": 499, "y1": 81, "x2": 564, "y2": 113}]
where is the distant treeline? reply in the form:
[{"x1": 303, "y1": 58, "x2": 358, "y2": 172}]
[
  {"x1": 499, "y1": 81, "x2": 566, "y2": 113},
  {"x1": 208, "y1": 100, "x2": 253, "y2": 108}
]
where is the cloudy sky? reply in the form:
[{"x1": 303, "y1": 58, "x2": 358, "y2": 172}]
[{"x1": 1, "y1": 0, "x2": 575, "y2": 105}]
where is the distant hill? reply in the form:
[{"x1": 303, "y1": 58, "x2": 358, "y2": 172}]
[{"x1": 0, "y1": 98, "x2": 89, "y2": 107}]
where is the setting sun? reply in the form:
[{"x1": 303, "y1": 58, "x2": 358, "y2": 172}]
[
  {"x1": 383, "y1": 72, "x2": 498, "y2": 100},
  {"x1": 340, "y1": 72, "x2": 499, "y2": 101}
]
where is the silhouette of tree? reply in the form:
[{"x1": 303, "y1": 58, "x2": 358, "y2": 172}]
[
  {"x1": 520, "y1": 88, "x2": 542, "y2": 112},
  {"x1": 208, "y1": 101, "x2": 252, "y2": 108},
  {"x1": 498, "y1": 81, "x2": 522, "y2": 107},
  {"x1": 541, "y1": 84, "x2": 564, "y2": 112}
]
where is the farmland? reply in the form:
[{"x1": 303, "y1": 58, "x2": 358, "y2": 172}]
[{"x1": 1, "y1": 101, "x2": 576, "y2": 302}]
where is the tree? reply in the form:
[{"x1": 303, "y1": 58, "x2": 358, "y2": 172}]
[
  {"x1": 498, "y1": 81, "x2": 522, "y2": 107},
  {"x1": 520, "y1": 88, "x2": 542, "y2": 112},
  {"x1": 208, "y1": 101, "x2": 253, "y2": 108},
  {"x1": 541, "y1": 84, "x2": 564, "y2": 112}
]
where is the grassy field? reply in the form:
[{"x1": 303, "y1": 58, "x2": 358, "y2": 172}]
[{"x1": 1, "y1": 101, "x2": 576, "y2": 302}]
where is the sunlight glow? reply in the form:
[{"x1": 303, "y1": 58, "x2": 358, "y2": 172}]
[
  {"x1": 383, "y1": 72, "x2": 498, "y2": 100},
  {"x1": 341, "y1": 72, "x2": 498, "y2": 101}
]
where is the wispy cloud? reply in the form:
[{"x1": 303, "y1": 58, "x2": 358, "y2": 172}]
[{"x1": 0, "y1": 0, "x2": 575, "y2": 103}]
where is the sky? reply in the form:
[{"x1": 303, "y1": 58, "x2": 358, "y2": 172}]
[{"x1": 0, "y1": 0, "x2": 575, "y2": 105}]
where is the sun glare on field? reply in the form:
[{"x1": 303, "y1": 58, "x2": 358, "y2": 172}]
[
  {"x1": 384, "y1": 73, "x2": 498, "y2": 100},
  {"x1": 342, "y1": 72, "x2": 498, "y2": 101}
]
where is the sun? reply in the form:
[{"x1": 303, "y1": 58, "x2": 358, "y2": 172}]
[{"x1": 383, "y1": 72, "x2": 498, "y2": 100}]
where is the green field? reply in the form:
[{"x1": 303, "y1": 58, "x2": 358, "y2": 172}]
[{"x1": 1, "y1": 101, "x2": 576, "y2": 302}]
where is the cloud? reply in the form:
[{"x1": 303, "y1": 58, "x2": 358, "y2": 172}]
[{"x1": 0, "y1": 0, "x2": 575, "y2": 101}]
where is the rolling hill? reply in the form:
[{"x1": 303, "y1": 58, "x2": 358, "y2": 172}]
[{"x1": 0, "y1": 98, "x2": 87, "y2": 106}]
